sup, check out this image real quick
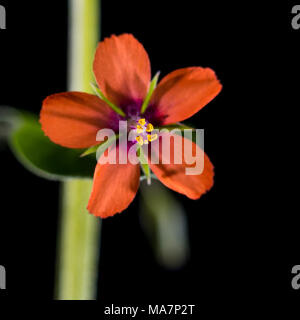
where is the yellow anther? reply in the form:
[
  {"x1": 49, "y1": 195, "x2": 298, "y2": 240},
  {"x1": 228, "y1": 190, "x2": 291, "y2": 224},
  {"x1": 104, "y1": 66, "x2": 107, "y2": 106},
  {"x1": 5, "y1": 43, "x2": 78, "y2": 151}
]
[
  {"x1": 136, "y1": 125, "x2": 144, "y2": 133},
  {"x1": 147, "y1": 133, "x2": 158, "y2": 142},
  {"x1": 146, "y1": 123, "x2": 154, "y2": 132},
  {"x1": 138, "y1": 118, "x2": 146, "y2": 126},
  {"x1": 136, "y1": 136, "x2": 144, "y2": 145}
]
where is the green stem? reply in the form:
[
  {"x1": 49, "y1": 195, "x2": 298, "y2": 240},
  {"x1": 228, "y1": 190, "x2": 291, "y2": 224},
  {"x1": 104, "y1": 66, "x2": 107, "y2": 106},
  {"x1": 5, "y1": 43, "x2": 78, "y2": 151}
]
[
  {"x1": 55, "y1": 0, "x2": 101, "y2": 300},
  {"x1": 57, "y1": 180, "x2": 100, "y2": 299}
]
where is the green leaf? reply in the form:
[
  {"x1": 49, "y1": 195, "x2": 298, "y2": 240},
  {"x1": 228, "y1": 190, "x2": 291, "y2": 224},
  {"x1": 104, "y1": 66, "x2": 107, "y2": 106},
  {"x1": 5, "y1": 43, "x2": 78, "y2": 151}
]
[
  {"x1": 80, "y1": 144, "x2": 100, "y2": 157},
  {"x1": 2, "y1": 108, "x2": 96, "y2": 180},
  {"x1": 90, "y1": 82, "x2": 126, "y2": 117},
  {"x1": 141, "y1": 71, "x2": 160, "y2": 114}
]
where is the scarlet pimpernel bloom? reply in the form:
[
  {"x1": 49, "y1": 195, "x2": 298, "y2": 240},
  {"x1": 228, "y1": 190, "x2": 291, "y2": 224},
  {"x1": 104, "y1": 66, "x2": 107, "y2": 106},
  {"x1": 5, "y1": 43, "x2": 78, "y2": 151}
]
[{"x1": 40, "y1": 34, "x2": 222, "y2": 218}]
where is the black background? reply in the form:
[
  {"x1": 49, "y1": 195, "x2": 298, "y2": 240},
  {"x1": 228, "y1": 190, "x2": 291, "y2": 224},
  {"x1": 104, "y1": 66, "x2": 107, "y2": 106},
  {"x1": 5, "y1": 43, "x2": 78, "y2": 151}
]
[{"x1": 0, "y1": 0, "x2": 297, "y2": 316}]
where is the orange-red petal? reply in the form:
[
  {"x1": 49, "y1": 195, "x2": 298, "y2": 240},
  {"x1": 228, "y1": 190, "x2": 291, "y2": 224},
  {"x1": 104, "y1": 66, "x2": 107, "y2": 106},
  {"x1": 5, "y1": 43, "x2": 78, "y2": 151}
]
[
  {"x1": 40, "y1": 92, "x2": 114, "y2": 148},
  {"x1": 150, "y1": 67, "x2": 222, "y2": 125},
  {"x1": 149, "y1": 132, "x2": 214, "y2": 199},
  {"x1": 87, "y1": 147, "x2": 140, "y2": 218},
  {"x1": 93, "y1": 34, "x2": 151, "y2": 107}
]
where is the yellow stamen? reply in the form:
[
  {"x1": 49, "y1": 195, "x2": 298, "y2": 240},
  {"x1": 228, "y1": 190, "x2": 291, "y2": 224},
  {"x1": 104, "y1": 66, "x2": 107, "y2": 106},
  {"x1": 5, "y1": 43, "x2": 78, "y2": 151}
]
[
  {"x1": 146, "y1": 123, "x2": 154, "y2": 132},
  {"x1": 136, "y1": 125, "x2": 144, "y2": 133},
  {"x1": 147, "y1": 133, "x2": 158, "y2": 142},
  {"x1": 136, "y1": 136, "x2": 144, "y2": 145},
  {"x1": 138, "y1": 118, "x2": 146, "y2": 126}
]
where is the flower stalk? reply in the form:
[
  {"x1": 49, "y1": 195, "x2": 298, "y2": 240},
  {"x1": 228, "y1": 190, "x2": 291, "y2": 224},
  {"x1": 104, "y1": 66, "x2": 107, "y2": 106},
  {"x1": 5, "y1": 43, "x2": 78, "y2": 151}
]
[{"x1": 55, "y1": 0, "x2": 101, "y2": 300}]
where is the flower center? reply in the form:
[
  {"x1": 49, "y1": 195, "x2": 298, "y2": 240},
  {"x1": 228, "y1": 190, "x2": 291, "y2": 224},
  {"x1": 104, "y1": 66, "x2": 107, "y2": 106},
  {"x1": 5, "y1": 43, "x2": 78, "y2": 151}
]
[{"x1": 133, "y1": 118, "x2": 157, "y2": 146}]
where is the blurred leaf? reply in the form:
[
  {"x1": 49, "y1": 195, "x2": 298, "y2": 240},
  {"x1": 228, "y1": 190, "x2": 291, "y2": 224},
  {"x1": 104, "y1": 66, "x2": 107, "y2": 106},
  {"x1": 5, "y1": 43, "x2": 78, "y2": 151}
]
[
  {"x1": 140, "y1": 179, "x2": 190, "y2": 269},
  {"x1": 0, "y1": 106, "x2": 20, "y2": 140},
  {"x1": 1, "y1": 107, "x2": 96, "y2": 180}
]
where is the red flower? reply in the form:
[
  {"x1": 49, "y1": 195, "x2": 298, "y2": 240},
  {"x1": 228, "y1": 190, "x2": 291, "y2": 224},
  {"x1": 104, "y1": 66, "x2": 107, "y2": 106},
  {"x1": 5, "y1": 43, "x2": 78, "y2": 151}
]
[{"x1": 40, "y1": 34, "x2": 222, "y2": 218}]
